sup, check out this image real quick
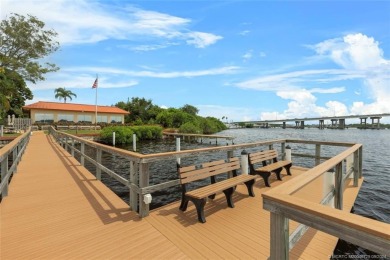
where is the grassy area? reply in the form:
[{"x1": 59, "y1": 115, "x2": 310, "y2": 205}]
[
  {"x1": 59, "y1": 129, "x2": 101, "y2": 135},
  {"x1": 1, "y1": 133, "x2": 21, "y2": 138}
]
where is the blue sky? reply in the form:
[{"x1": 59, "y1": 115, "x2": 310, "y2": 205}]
[{"x1": 2, "y1": 0, "x2": 390, "y2": 122}]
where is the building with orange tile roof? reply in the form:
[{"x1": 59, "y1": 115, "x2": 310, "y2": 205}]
[{"x1": 23, "y1": 101, "x2": 130, "y2": 124}]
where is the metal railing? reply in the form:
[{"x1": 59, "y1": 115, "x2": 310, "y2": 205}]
[{"x1": 0, "y1": 128, "x2": 31, "y2": 199}]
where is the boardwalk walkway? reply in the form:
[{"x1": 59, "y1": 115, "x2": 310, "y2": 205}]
[
  {"x1": 1, "y1": 131, "x2": 363, "y2": 259},
  {"x1": 1, "y1": 132, "x2": 186, "y2": 259}
]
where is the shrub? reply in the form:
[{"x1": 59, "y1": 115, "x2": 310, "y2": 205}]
[
  {"x1": 99, "y1": 125, "x2": 163, "y2": 144},
  {"x1": 100, "y1": 126, "x2": 134, "y2": 144},
  {"x1": 179, "y1": 122, "x2": 201, "y2": 134}
]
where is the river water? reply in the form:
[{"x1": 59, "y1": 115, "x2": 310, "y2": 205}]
[{"x1": 83, "y1": 128, "x2": 390, "y2": 257}]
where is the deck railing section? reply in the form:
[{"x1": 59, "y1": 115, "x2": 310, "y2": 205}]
[
  {"x1": 48, "y1": 127, "x2": 366, "y2": 221},
  {"x1": 263, "y1": 143, "x2": 390, "y2": 258},
  {"x1": 50, "y1": 127, "x2": 300, "y2": 216},
  {"x1": 0, "y1": 128, "x2": 31, "y2": 199}
]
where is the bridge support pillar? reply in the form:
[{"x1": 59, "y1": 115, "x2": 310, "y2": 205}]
[
  {"x1": 338, "y1": 119, "x2": 346, "y2": 129},
  {"x1": 319, "y1": 120, "x2": 325, "y2": 129},
  {"x1": 282, "y1": 122, "x2": 286, "y2": 129},
  {"x1": 300, "y1": 121, "x2": 305, "y2": 129},
  {"x1": 370, "y1": 116, "x2": 382, "y2": 129},
  {"x1": 295, "y1": 121, "x2": 300, "y2": 129},
  {"x1": 360, "y1": 117, "x2": 368, "y2": 129},
  {"x1": 331, "y1": 119, "x2": 338, "y2": 129}
]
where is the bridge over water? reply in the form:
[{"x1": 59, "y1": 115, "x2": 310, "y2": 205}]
[{"x1": 234, "y1": 113, "x2": 390, "y2": 129}]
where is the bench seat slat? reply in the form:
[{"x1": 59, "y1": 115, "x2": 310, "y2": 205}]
[
  {"x1": 181, "y1": 164, "x2": 240, "y2": 184},
  {"x1": 249, "y1": 151, "x2": 278, "y2": 163},
  {"x1": 186, "y1": 175, "x2": 257, "y2": 199},
  {"x1": 255, "y1": 160, "x2": 291, "y2": 172},
  {"x1": 180, "y1": 160, "x2": 240, "y2": 184}
]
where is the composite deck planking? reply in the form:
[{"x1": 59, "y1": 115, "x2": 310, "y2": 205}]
[{"x1": 1, "y1": 131, "x2": 363, "y2": 259}]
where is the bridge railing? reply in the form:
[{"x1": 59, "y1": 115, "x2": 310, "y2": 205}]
[{"x1": 0, "y1": 128, "x2": 31, "y2": 200}]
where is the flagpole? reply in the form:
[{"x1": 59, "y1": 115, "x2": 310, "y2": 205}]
[{"x1": 95, "y1": 74, "x2": 98, "y2": 131}]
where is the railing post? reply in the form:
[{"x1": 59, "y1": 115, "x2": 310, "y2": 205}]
[
  {"x1": 12, "y1": 147, "x2": 17, "y2": 174},
  {"x1": 71, "y1": 139, "x2": 75, "y2": 157},
  {"x1": 64, "y1": 136, "x2": 67, "y2": 151},
  {"x1": 129, "y1": 161, "x2": 138, "y2": 211},
  {"x1": 139, "y1": 162, "x2": 150, "y2": 217},
  {"x1": 133, "y1": 134, "x2": 137, "y2": 152},
  {"x1": 334, "y1": 162, "x2": 343, "y2": 210},
  {"x1": 176, "y1": 137, "x2": 181, "y2": 165},
  {"x1": 285, "y1": 145, "x2": 291, "y2": 161},
  {"x1": 80, "y1": 142, "x2": 85, "y2": 166},
  {"x1": 1, "y1": 156, "x2": 9, "y2": 197},
  {"x1": 353, "y1": 150, "x2": 359, "y2": 187},
  {"x1": 358, "y1": 147, "x2": 363, "y2": 178},
  {"x1": 315, "y1": 144, "x2": 321, "y2": 166},
  {"x1": 227, "y1": 150, "x2": 234, "y2": 178},
  {"x1": 281, "y1": 142, "x2": 286, "y2": 160},
  {"x1": 96, "y1": 148, "x2": 102, "y2": 180},
  {"x1": 240, "y1": 150, "x2": 249, "y2": 175},
  {"x1": 270, "y1": 212, "x2": 289, "y2": 260}
]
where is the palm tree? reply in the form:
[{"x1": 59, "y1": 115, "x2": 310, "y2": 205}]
[{"x1": 54, "y1": 87, "x2": 77, "y2": 103}]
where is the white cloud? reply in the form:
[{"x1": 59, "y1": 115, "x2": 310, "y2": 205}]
[
  {"x1": 314, "y1": 33, "x2": 388, "y2": 70},
  {"x1": 259, "y1": 52, "x2": 266, "y2": 58},
  {"x1": 64, "y1": 66, "x2": 240, "y2": 78},
  {"x1": 125, "y1": 42, "x2": 180, "y2": 52},
  {"x1": 1, "y1": 0, "x2": 222, "y2": 48},
  {"x1": 27, "y1": 72, "x2": 139, "y2": 90},
  {"x1": 198, "y1": 105, "x2": 259, "y2": 122},
  {"x1": 309, "y1": 87, "x2": 345, "y2": 94},
  {"x1": 238, "y1": 33, "x2": 390, "y2": 119},
  {"x1": 239, "y1": 30, "x2": 250, "y2": 36},
  {"x1": 242, "y1": 50, "x2": 253, "y2": 61},
  {"x1": 27, "y1": 65, "x2": 239, "y2": 90},
  {"x1": 236, "y1": 69, "x2": 364, "y2": 91},
  {"x1": 185, "y1": 32, "x2": 223, "y2": 48}
]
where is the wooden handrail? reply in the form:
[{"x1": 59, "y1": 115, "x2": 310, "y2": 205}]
[
  {"x1": 263, "y1": 195, "x2": 390, "y2": 255},
  {"x1": 0, "y1": 128, "x2": 31, "y2": 198},
  {"x1": 262, "y1": 141, "x2": 390, "y2": 258},
  {"x1": 267, "y1": 144, "x2": 362, "y2": 196}
]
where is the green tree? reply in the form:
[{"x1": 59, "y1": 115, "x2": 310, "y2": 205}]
[
  {"x1": 0, "y1": 13, "x2": 59, "y2": 120},
  {"x1": 0, "y1": 68, "x2": 33, "y2": 119},
  {"x1": 115, "y1": 97, "x2": 162, "y2": 124},
  {"x1": 0, "y1": 13, "x2": 59, "y2": 83},
  {"x1": 180, "y1": 104, "x2": 199, "y2": 115},
  {"x1": 54, "y1": 87, "x2": 77, "y2": 103}
]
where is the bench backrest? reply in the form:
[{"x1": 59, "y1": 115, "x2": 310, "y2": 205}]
[
  {"x1": 249, "y1": 149, "x2": 278, "y2": 165},
  {"x1": 178, "y1": 157, "x2": 240, "y2": 184}
]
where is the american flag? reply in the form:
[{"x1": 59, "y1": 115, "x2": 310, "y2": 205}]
[{"x1": 92, "y1": 78, "x2": 98, "y2": 88}]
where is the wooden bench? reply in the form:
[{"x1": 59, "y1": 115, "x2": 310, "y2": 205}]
[
  {"x1": 178, "y1": 157, "x2": 257, "y2": 223},
  {"x1": 248, "y1": 149, "x2": 292, "y2": 187}
]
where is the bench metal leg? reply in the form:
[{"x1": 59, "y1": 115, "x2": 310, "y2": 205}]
[
  {"x1": 285, "y1": 163, "x2": 292, "y2": 175},
  {"x1": 244, "y1": 179, "x2": 256, "y2": 197},
  {"x1": 192, "y1": 198, "x2": 207, "y2": 223},
  {"x1": 223, "y1": 187, "x2": 235, "y2": 208},
  {"x1": 180, "y1": 196, "x2": 190, "y2": 211},
  {"x1": 274, "y1": 168, "x2": 283, "y2": 181},
  {"x1": 258, "y1": 171, "x2": 271, "y2": 187}
]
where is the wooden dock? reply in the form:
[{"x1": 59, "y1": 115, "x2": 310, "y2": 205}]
[{"x1": 1, "y1": 131, "x2": 365, "y2": 259}]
